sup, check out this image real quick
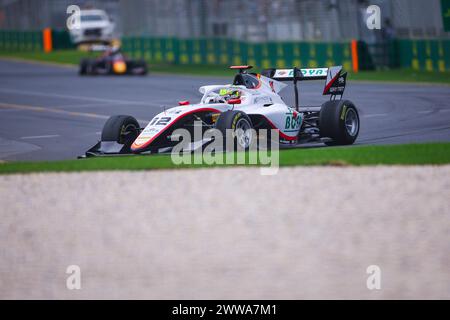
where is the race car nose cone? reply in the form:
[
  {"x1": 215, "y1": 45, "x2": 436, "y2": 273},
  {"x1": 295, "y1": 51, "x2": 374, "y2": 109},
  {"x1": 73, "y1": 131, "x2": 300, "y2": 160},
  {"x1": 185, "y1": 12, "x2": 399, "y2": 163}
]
[
  {"x1": 113, "y1": 61, "x2": 127, "y2": 74},
  {"x1": 131, "y1": 138, "x2": 147, "y2": 151}
]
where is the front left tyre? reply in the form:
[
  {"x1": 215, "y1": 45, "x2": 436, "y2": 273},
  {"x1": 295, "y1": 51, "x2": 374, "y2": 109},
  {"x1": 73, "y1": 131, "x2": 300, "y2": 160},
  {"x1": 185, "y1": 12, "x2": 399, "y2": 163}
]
[{"x1": 101, "y1": 115, "x2": 140, "y2": 152}]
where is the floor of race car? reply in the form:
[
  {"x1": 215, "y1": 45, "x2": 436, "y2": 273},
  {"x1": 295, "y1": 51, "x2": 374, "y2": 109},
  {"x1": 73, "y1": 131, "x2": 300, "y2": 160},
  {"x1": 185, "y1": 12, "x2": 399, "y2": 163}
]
[{"x1": 1, "y1": 166, "x2": 449, "y2": 299}]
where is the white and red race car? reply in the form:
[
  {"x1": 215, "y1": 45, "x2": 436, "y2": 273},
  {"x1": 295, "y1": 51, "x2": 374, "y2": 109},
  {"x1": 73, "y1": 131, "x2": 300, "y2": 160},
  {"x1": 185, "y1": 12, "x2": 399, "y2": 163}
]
[{"x1": 83, "y1": 65, "x2": 359, "y2": 156}]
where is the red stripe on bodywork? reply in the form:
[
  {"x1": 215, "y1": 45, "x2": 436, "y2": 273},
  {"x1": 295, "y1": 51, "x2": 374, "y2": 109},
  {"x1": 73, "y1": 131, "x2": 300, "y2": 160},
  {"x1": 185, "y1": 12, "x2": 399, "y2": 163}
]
[{"x1": 131, "y1": 107, "x2": 221, "y2": 151}]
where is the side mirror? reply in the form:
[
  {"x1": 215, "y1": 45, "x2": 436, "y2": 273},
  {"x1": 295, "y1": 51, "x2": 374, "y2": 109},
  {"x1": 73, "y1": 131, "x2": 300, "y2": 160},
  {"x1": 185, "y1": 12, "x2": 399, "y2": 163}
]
[{"x1": 228, "y1": 98, "x2": 241, "y2": 105}]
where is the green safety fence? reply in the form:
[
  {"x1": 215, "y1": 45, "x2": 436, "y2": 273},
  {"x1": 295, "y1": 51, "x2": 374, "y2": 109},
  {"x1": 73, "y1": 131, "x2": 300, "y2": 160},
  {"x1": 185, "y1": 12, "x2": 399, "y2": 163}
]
[
  {"x1": 397, "y1": 39, "x2": 450, "y2": 72},
  {"x1": 122, "y1": 37, "x2": 177, "y2": 62},
  {"x1": 121, "y1": 36, "x2": 354, "y2": 71},
  {"x1": 0, "y1": 29, "x2": 74, "y2": 52},
  {"x1": 2, "y1": 29, "x2": 450, "y2": 72},
  {"x1": 120, "y1": 37, "x2": 450, "y2": 72},
  {"x1": 0, "y1": 30, "x2": 42, "y2": 51},
  {"x1": 51, "y1": 30, "x2": 76, "y2": 50}
]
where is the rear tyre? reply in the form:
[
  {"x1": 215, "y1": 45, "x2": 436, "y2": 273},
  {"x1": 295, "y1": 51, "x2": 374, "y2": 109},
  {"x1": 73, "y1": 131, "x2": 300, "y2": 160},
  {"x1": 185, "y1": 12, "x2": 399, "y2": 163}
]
[
  {"x1": 79, "y1": 59, "x2": 90, "y2": 75},
  {"x1": 138, "y1": 60, "x2": 148, "y2": 75},
  {"x1": 130, "y1": 60, "x2": 148, "y2": 75},
  {"x1": 215, "y1": 110, "x2": 254, "y2": 151},
  {"x1": 319, "y1": 100, "x2": 359, "y2": 146},
  {"x1": 101, "y1": 115, "x2": 140, "y2": 150}
]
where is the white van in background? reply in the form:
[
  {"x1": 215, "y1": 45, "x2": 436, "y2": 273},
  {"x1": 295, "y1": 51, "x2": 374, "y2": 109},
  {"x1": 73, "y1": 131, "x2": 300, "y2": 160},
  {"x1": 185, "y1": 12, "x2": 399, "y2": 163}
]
[{"x1": 69, "y1": 9, "x2": 115, "y2": 44}]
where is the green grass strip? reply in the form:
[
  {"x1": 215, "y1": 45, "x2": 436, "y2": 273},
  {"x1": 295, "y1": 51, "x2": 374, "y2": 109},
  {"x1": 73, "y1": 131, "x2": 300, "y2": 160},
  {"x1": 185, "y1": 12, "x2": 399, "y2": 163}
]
[{"x1": 0, "y1": 142, "x2": 449, "y2": 174}]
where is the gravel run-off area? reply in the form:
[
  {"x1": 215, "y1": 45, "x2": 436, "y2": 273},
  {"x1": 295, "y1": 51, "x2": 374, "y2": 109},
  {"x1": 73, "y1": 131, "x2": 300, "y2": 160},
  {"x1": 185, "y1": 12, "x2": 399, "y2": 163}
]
[{"x1": 0, "y1": 166, "x2": 449, "y2": 299}]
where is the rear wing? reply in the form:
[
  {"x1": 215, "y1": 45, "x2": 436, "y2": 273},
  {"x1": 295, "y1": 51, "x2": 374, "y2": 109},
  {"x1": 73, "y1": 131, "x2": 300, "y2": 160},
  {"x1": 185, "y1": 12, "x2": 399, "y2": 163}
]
[
  {"x1": 262, "y1": 67, "x2": 328, "y2": 81},
  {"x1": 262, "y1": 66, "x2": 347, "y2": 95},
  {"x1": 261, "y1": 66, "x2": 347, "y2": 110}
]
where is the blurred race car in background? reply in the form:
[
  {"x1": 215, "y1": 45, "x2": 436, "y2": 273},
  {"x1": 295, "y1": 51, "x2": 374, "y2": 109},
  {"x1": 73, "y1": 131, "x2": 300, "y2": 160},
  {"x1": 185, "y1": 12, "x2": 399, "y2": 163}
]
[
  {"x1": 79, "y1": 45, "x2": 148, "y2": 75},
  {"x1": 82, "y1": 65, "x2": 359, "y2": 157}
]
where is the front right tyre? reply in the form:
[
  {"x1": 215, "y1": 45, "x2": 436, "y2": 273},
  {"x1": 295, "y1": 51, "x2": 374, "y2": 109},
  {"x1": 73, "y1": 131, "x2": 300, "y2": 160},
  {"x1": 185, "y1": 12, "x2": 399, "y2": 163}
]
[{"x1": 215, "y1": 110, "x2": 254, "y2": 151}]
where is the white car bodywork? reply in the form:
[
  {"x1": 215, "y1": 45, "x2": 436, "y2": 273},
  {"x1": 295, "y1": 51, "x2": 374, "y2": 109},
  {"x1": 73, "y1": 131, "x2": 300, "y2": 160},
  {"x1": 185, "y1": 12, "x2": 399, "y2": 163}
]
[
  {"x1": 69, "y1": 9, "x2": 115, "y2": 44},
  {"x1": 131, "y1": 72, "x2": 310, "y2": 152},
  {"x1": 82, "y1": 65, "x2": 357, "y2": 158}
]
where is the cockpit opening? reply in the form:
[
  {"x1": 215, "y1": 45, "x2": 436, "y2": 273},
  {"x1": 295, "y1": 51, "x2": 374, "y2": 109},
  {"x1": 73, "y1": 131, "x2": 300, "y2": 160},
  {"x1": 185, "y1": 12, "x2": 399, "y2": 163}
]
[{"x1": 233, "y1": 73, "x2": 260, "y2": 89}]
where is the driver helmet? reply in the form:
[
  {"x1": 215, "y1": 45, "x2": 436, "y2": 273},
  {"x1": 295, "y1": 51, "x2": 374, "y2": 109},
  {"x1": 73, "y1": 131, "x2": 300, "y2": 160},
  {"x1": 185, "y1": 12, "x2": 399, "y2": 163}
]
[{"x1": 219, "y1": 88, "x2": 241, "y2": 101}]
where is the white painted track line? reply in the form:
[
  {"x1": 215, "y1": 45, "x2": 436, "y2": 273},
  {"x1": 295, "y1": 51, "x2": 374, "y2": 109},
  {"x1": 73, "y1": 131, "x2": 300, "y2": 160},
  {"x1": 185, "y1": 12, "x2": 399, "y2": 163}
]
[
  {"x1": 362, "y1": 113, "x2": 388, "y2": 118},
  {"x1": 20, "y1": 135, "x2": 60, "y2": 140},
  {"x1": 0, "y1": 88, "x2": 160, "y2": 108}
]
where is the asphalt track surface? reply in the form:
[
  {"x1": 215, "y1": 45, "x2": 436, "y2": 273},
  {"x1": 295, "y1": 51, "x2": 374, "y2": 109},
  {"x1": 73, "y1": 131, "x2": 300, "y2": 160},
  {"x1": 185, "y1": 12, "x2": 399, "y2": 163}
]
[{"x1": 0, "y1": 58, "x2": 449, "y2": 161}]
